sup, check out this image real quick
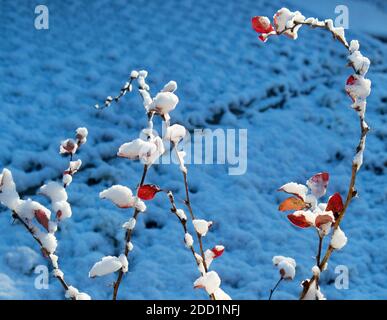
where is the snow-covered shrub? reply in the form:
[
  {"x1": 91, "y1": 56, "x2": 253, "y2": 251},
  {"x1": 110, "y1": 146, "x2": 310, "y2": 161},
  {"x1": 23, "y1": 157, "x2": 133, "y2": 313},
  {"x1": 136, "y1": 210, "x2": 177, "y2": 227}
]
[
  {"x1": 252, "y1": 8, "x2": 371, "y2": 300},
  {"x1": 0, "y1": 128, "x2": 90, "y2": 300},
  {"x1": 91, "y1": 70, "x2": 229, "y2": 300}
]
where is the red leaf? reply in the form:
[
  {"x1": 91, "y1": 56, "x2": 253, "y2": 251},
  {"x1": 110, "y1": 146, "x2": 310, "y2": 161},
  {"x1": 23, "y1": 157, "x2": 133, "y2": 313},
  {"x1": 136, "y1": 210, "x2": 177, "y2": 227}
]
[
  {"x1": 326, "y1": 192, "x2": 344, "y2": 214},
  {"x1": 287, "y1": 213, "x2": 311, "y2": 228},
  {"x1": 279, "y1": 197, "x2": 306, "y2": 211},
  {"x1": 211, "y1": 245, "x2": 225, "y2": 258},
  {"x1": 251, "y1": 16, "x2": 274, "y2": 34},
  {"x1": 137, "y1": 184, "x2": 161, "y2": 200},
  {"x1": 315, "y1": 214, "x2": 333, "y2": 228},
  {"x1": 346, "y1": 75, "x2": 356, "y2": 85},
  {"x1": 307, "y1": 172, "x2": 329, "y2": 198},
  {"x1": 35, "y1": 210, "x2": 49, "y2": 231}
]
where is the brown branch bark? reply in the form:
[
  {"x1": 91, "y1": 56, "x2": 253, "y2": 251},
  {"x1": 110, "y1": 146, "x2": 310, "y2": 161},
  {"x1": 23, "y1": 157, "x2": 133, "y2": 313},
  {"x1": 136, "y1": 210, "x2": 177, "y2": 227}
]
[
  {"x1": 112, "y1": 164, "x2": 148, "y2": 300},
  {"x1": 316, "y1": 232, "x2": 324, "y2": 266}
]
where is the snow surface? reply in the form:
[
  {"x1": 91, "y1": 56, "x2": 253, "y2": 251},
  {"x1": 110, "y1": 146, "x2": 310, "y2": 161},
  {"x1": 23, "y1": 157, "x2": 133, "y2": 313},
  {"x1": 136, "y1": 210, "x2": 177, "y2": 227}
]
[{"x1": 0, "y1": 0, "x2": 386, "y2": 300}]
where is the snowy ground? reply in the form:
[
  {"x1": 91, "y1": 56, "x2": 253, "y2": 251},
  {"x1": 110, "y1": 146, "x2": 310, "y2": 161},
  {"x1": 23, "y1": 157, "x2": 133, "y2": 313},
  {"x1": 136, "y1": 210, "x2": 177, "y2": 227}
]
[{"x1": 0, "y1": 0, "x2": 386, "y2": 299}]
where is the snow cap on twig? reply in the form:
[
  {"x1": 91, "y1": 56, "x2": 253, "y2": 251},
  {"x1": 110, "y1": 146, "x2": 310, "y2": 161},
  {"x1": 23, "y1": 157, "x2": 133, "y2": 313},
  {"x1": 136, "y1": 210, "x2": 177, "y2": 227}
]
[
  {"x1": 194, "y1": 271, "x2": 221, "y2": 295},
  {"x1": 122, "y1": 217, "x2": 136, "y2": 230},
  {"x1": 0, "y1": 169, "x2": 20, "y2": 211},
  {"x1": 273, "y1": 256, "x2": 296, "y2": 280},
  {"x1": 193, "y1": 219, "x2": 213, "y2": 237},
  {"x1": 330, "y1": 226, "x2": 347, "y2": 250},
  {"x1": 99, "y1": 185, "x2": 135, "y2": 209},
  {"x1": 184, "y1": 233, "x2": 194, "y2": 248},
  {"x1": 176, "y1": 209, "x2": 187, "y2": 221},
  {"x1": 39, "y1": 182, "x2": 68, "y2": 203},
  {"x1": 273, "y1": 8, "x2": 305, "y2": 39},
  {"x1": 60, "y1": 139, "x2": 78, "y2": 155},
  {"x1": 164, "y1": 124, "x2": 186, "y2": 145},
  {"x1": 89, "y1": 254, "x2": 128, "y2": 278},
  {"x1": 161, "y1": 81, "x2": 177, "y2": 93},
  {"x1": 118, "y1": 137, "x2": 165, "y2": 166},
  {"x1": 75, "y1": 127, "x2": 88, "y2": 145}
]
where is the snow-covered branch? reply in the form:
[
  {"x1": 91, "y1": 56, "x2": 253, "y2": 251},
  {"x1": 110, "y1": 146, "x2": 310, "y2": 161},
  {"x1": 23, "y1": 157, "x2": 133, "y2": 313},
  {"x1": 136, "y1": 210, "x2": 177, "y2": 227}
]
[
  {"x1": 0, "y1": 128, "x2": 91, "y2": 300},
  {"x1": 252, "y1": 8, "x2": 371, "y2": 300},
  {"x1": 92, "y1": 70, "x2": 229, "y2": 300}
]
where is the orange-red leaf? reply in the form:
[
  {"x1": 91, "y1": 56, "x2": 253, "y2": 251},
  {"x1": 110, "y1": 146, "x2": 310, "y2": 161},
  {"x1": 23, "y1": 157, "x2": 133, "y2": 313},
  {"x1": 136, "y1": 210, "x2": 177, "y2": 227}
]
[
  {"x1": 287, "y1": 213, "x2": 311, "y2": 228},
  {"x1": 137, "y1": 184, "x2": 161, "y2": 200},
  {"x1": 315, "y1": 214, "x2": 333, "y2": 228},
  {"x1": 211, "y1": 246, "x2": 225, "y2": 258},
  {"x1": 251, "y1": 16, "x2": 274, "y2": 34},
  {"x1": 279, "y1": 197, "x2": 306, "y2": 211},
  {"x1": 326, "y1": 192, "x2": 344, "y2": 214}
]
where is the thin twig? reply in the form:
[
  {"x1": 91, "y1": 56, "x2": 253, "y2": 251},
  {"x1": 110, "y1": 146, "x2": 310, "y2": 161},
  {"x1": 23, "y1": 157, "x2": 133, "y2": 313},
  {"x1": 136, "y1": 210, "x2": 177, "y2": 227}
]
[
  {"x1": 11, "y1": 211, "x2": 72, "y2": 295},
  {"x1": 172, "y1": 144, "x2": 209, "y2": 273},
  {"x1": 112, "y1": 165, "x2": 148, "y2": 300},
  {"x1": 316, "y1": 233, "x2": 323, "y2": 266},
  {"x1": 166, "y1": 191, "x2": 216, "y2": 300},
  {"x1": 269, "y1": 277, "x2": 283, "y2": 300}
]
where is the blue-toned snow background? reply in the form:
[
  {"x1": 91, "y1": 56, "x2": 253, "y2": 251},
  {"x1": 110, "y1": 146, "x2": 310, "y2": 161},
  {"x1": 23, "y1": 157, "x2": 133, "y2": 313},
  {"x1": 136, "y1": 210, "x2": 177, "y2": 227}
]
[{"x1": 0, "y1": 0, "x2": 386, "y2": 299}]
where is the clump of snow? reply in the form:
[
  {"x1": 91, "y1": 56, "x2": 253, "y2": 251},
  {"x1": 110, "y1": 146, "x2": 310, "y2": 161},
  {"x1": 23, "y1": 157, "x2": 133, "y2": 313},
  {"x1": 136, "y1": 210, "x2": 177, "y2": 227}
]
[
  {"x1": 60, "y1": 139, "x2": 78, "y2": 155},
  {"x1": 184, "y1": 233, "x2": 194, "y2": 248},
  {"x1": 176, "y1": 150, "x2": 187, "y2": 174},
  {"x1": 194, "y1": 271, "x2": 221, "y2": 295},
  {"x1": 53, "y1": 268, "x2": 64, "y2": 279},
  {"x1": 272, "y1": 256, "x2": 296, "y2": 280},
  {"x1": 152, "y1": 92, "x2": 179, "y2": 119},
  {"x1": 39, "y1": 182, "x2": 68, "y2": 203},
  {"x1": 330, "y1": 227, "x2": 348, "y2": 250},
  {"x1": 176, "y1": 209, "x2": 187, "y2": 221},
  {"x1": 122, "y1": 217, "x2": 136, "y2": 230},
  {"x1": 99, "y1": 185, "x2": 135, "y2": 208},
  {"x1": 130, "y1": 70, "x2": 139, "y2": 79},
  {"x1": 52, "y1": 200, "x2": 72, "y2": 221},
  {"x1": 75, "y1": 292, "x2": 91, "y2": 300},
  {"x1": 164, "y1": 124, "x2": 186, "y2": 144},
  {"x1": 64, "y1": 286, "x2": 90, "y2": 300},
  {"x1": 273, "y1": 8, "x2": 305, "y2": 39},
  {"x1": 38, "y1": 232, "x2": 58, "y2": 254},
  {"x1": 50, "y1": 254, "x2": 59, "y2": 269},
  {"x1": 312, "y1": 265, "x2": 320, "y2": 277},
  {"x1": 213, "y1": 287, "x2": 232, "y2": 300},
  {"x1": 127, "y1": 241, "x2": 134, "y2": 252},
  {"x1": 348, "y1": 51, "x2": 370, "y2": 76},
  {"x1": 117, "y1": 136, "x2": 165, "y2": 166},
  {"x1": 193, "y1": 219, "x2": 212, "y2": 237},
  {"x1": 75, "y1": 127, "x2": 88, "y2": 145},
  {"x1": 134, "y1": 197, "x2": 146, "y2": 212},
  {"x1": 62, "y1": 174, "x2": 72, "y2": 187},
  {"x1": 89, "y1": 255, "x2": 128, "y2": 277},
  {"x1": 278, "y1": 182, "x2": 308, "y2": 200},
  {"x1": 118, "y1": 254, "x2": 128, "y2": 273},
  {"x1": 349, "y1": 40, "x2": 359, "y2": 53},
  {"x1": 15, "y1": 199, "x2": 51, "y2": 221},
  {"x1": 137, "y1": 70, "x2": 149, "y2": 90},
  {"x1": 65, "y1": 286, "x2": 79, "y2": 299},
  {"x1": 161, "y1": 80, "x2": 177, "y2": 93},
  {"x1": 301, "y1": 279, "x2": 326, "y2": 300},
  {"x1": 68, "y1": 159, "x2": 82, "y2": 173},
  {"x1": 0, "y1": 169, "x2": 20, "y2": 211}
]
